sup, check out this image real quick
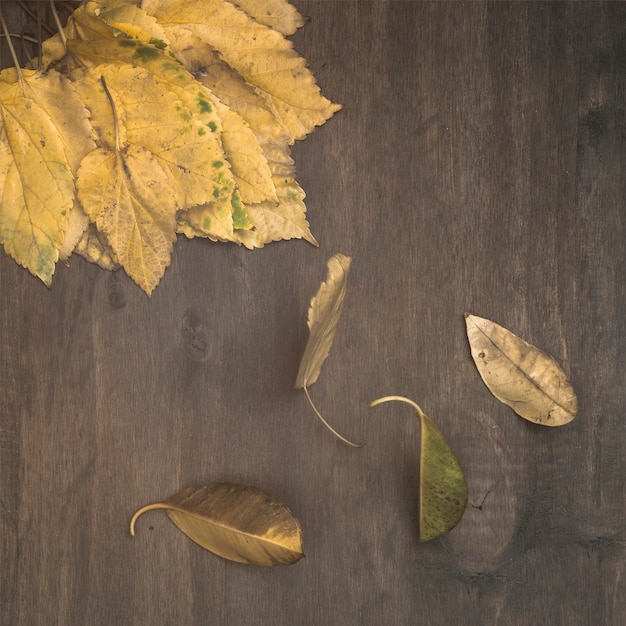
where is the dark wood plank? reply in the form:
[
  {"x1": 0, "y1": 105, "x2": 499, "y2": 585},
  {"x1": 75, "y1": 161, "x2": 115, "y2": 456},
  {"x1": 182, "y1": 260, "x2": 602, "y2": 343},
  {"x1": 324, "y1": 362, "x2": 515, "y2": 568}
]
[{"x1": 1, "y1": 1, "x2": 624, "y2": 624}]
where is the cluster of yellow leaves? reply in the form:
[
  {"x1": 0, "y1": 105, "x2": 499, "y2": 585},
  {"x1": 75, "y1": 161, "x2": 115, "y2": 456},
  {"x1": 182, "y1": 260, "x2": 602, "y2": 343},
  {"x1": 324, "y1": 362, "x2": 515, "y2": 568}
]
[{"x1": 0, "y1": 0, "x2": 340, "y2": 294}]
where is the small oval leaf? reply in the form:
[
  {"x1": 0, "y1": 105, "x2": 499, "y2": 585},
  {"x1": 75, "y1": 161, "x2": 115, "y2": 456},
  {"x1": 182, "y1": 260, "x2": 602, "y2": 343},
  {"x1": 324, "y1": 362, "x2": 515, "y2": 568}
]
[
  {"x1": 130, "y1": 483, "x2": 304, "y2": 566},
  {"x1": 465, "y1": 313, "x2": 577, "y2": 426},
  {"x1": 370, "y1": 396, "x2": 468, "y2": 542}
]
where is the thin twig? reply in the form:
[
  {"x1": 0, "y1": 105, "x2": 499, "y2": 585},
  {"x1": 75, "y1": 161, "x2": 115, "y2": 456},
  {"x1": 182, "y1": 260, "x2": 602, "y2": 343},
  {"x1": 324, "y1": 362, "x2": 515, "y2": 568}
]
[
  {"x1": 0, "y1": 9, "x2": 23, "y2": 79},
  {"x1": 49, "y1": 0, "x2": 66, "y2": 48}
]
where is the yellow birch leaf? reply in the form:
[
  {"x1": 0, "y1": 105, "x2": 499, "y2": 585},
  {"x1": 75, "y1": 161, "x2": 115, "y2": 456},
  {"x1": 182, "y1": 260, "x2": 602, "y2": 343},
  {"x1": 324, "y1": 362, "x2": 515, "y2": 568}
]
[
  {"x1": 72, "y1": 63, "x2": 238, "y2": 216},
  {"x1": 177, "y1": 193, "x2": 239, "y2": 241},
  {"x1": 0, "y1": 68, "x2": 91, "y2": 285},
  {"x1": 226, "y1": 0, "x2": 305, "y2": 35},
  {"x1": 71, "y1": 1, "x2": 120, "y2": 41},
  {"x1": 218, "y1": 105, "x2": 278, "y2": 204},
  {"x1": 465, "y1": 313, "x2": 578, "y2": 426},
  {"x1": 141, "y1": 0, "x2": 341, "y2": 142},
  {"x1": 67, "y1": 39, "x2": 255, "y2": 236},
  {"x1": 175, "y1": 37, "x2": 290, "y2": 144},
  {"x1": 130, "y1": 483, "x2": 304, "y2": 566},
  {"x1": 76, "y1": 144, "x2": 177, "y2": 295},
  {"x1": 234, "y1": 176, "x2": 317, "y2": 248},
  {"x1": 295, "y1": 254, "x2": 362, "y2": 447},
  {"x1": 370, "y1": 396, "x2": 468, "y2": 542},
  {"x1": 169, "y1": 36, "x2": 317, "y2": 245}
]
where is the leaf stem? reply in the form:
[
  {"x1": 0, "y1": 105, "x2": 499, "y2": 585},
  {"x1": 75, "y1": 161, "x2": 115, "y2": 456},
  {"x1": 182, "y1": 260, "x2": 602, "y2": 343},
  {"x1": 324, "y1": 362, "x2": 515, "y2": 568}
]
[
  {"x1": 49, "y1": 0, "x2": 67, "y2": 48},
  {"x1": 304, "y1": 385, "x2": 364, "y2": 448},
  {"x1": 100, "y1": 75, "x2": 120, "y2": 152},
  {"x1": 129, "y1": 502, "x2": 172, "y2": 536},
  {"x1": 370, "y1": 395, "x2": 426, "y2": 421},
  {"x1": 0, "y1": 9, "x2": 23, "y2": 80}
]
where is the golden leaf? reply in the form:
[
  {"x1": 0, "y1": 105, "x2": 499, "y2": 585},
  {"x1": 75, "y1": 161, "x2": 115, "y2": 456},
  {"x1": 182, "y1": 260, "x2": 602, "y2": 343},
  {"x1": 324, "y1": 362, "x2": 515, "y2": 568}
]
[
  {"x1": 130, "y1": 483, "x2": 304, "y2": 566},
  {"x1": 141, "y1": 0, "x2": 341, "y2": 143},
  {"x1": 370, "y1": 396, "x2": 468, "y2": 542},
  {"x1": 0, "y1": 68, "x2": 94, "y2": 285},
  {"x1": 76, "y1": 144, "x2": 177, "y2": 295},
  {"x1": 295, "y1": 254, "x2": 362, "y2": 447},
  {"x1": 465, "y1": 313, "x2": 578, "y2": 426}
]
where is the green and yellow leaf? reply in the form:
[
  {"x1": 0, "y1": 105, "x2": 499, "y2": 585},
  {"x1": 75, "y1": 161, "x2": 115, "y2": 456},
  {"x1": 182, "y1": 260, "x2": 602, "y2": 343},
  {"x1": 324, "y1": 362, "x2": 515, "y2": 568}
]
[{"x1": 370, "y1": 396, "x2": 468, "y2": 542}]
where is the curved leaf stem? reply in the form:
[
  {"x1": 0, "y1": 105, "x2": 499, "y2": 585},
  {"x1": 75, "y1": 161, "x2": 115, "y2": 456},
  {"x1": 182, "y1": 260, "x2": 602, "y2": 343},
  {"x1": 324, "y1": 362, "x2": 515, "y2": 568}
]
[
  {"x1": 304, "y1": 385, "x2": 364, "y2": 448},
  {"x1": 129, "y1": 502, "x2": 172, "y2": 536},
  {"x1": 370, "y1": 395, "x2": 426, "y2": 421}
]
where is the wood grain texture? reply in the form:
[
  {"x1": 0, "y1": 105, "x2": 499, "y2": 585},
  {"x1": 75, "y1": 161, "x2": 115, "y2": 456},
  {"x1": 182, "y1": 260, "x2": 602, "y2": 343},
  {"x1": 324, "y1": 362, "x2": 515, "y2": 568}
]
[{"x1": 1, "y1": 2, "x2": 625, "y2": 624}]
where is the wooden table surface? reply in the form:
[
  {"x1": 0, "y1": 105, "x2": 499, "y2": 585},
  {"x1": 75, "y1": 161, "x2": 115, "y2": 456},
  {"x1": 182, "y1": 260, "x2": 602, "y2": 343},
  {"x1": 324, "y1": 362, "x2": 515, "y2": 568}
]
[{"x1": 1, "y1": 2, "x2": 625, "y2": 624}]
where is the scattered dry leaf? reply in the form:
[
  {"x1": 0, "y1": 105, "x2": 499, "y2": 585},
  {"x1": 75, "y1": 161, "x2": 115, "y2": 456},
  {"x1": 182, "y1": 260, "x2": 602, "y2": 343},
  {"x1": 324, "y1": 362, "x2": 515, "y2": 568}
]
[
  {"x1": 295, "y1": 253, "x2": 363, "y2": 447},
  {"x1": 130, "y1": 483, "x2": 304, "y2": 566},
  {"x1": 465, "y1": 313, "x2": 577, "y2": 426},
  {"x1": 370, "y1": 396, "x2": 468, "y2": 542}
]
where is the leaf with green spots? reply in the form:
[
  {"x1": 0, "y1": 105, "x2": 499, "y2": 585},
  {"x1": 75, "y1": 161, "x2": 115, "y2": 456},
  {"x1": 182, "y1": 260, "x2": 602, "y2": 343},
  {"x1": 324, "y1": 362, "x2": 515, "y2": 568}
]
[
  {"x1": 370, "y1": 396, "x2": 468, "y2": 542},
  {"x1": 0, "y1": 68, "x2": 95, "y2": 285},
  {"x1": 142, "y1": 0, "x2": 341, "y2": 142},
  {"x1": 72, "y1": 63, "x2": 239, "y2": 217}
]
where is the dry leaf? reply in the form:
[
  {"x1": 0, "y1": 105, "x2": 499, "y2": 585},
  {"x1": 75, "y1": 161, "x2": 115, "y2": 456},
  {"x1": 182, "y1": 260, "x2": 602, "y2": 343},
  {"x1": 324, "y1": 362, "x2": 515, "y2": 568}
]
[
  {"x1": 130, "y1": 483, "x2": 304, "y2": 566},
  {"x1": 370, "y1": 396, "x2": 468, "y2": 542},
  {"x1": 295, "y1": 254, "x2": 363, "y2": 447},
  {"x1": 465, "y1": 313, "x2": 577, "y2": 426}
]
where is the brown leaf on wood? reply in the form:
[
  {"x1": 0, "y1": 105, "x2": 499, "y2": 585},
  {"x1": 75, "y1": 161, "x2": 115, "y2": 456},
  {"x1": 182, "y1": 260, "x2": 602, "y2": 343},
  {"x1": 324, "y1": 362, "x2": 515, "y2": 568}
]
[{"x1": 465, "y1": 313, "x2": 577, "y2": 426}]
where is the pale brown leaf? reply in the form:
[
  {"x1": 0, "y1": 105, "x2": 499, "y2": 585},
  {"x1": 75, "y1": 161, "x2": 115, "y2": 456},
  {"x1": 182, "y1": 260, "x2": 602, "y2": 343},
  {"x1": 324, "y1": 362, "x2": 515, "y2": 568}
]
[{"x1": 465, "y1": 313, "x2": 578, "y2": 426}]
